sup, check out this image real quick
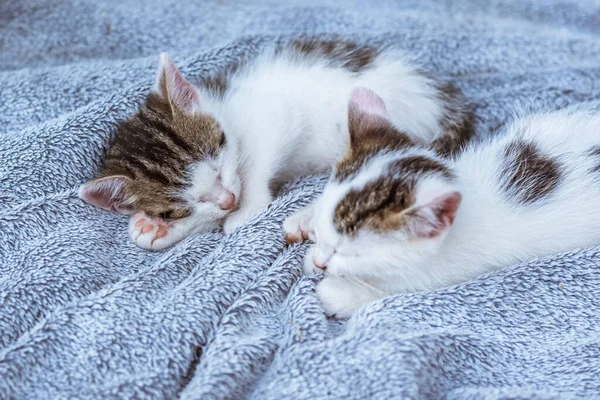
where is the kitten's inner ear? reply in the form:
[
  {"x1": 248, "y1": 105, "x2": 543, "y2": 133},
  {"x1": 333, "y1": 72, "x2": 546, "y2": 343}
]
[
  {"x1": 403, "y1": 191, "x2": 462, "y2": 239},
  {"x1": 155, "y1": 53, "x2": 200, "y2": 114},
  {"x1": 349, "y1": 87, "x2": 388, "y2": 119},
  {"x1": 78, "y1": 176, "x2": 134, "y2": 214},
  {"x1": 347, "y1": 87, "x2": 390, "y2": 147}
]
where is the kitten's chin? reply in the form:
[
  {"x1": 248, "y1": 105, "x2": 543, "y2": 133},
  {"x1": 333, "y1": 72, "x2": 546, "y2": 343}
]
[{"x1": 327, "y1": 255, "x2": 398, "y2": 281}]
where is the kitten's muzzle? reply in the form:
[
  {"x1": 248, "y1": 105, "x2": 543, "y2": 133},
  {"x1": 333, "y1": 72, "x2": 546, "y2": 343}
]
[
  {"x1": 312, "y1": 246, "x2": 336, "y2": 271},
  {"x1": 199, "y1": 187, "x2": 237, "y2": 210},
  {"x1": 312, "y1": 257, "x2": 327, "y2": 271},
  {"x1": 217, "y1": 192, "x2": 236, "y2": 211}
]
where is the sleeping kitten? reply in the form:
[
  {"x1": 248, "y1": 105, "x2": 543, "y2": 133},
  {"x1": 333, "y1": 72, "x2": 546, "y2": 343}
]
[
  {"x1": 79, "y1": 38, "x2": 473, "y2": 250},
  {"x1": 285, "y1": 92, "x2": 600, "y2": 318}
]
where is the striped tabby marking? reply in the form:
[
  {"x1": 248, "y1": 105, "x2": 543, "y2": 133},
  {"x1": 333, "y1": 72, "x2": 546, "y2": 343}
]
[
  {"x1": 99, "y1": 93, "x2": 225, "y2": 219},
  {"x1": 334, "y1": 155, "x2": 454, "y2": 235}
]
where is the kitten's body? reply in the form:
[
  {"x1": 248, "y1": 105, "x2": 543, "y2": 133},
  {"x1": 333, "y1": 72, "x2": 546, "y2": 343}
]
[
  {"x1": 286, "y1": 96, "x2": 600, "y2": 318},
  {"x1": 80, "y1": 39, "x2": 472, "y2": 250}
]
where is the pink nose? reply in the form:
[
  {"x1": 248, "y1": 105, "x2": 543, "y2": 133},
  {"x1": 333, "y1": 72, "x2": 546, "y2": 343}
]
[
  {"x1": 219, "y1": 192, "x2": 236, "y2": 210},
  {"x1": 312, "y1": 255, "x2": 327, "y2": 271}
]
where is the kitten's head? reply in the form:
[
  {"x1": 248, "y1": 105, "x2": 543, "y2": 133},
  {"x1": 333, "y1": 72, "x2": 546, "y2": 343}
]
[
  {"x1": 79, "y1": 53, "x2": 241, "y2": 228},
  {"x1": 308, "y1": 87, "x2": 462, "y2": 280}
]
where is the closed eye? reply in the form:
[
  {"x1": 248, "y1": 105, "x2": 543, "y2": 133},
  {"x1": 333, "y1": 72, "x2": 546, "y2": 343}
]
[
  {"x1": 219, "y1": 131, "x2": 226, "y2": 147},
  {"x1": 161, "y1": 210, "x2": 174, "y2": 220},
  {"x1": 161, "y1": 208, "x2": 191, "y2": 220}
]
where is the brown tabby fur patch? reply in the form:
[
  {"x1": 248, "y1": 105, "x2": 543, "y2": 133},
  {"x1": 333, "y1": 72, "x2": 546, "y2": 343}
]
[
  {"x1": 587, "y1": 145, "x2": 600, "y2": 174},
  {"x1": 334, "y1": 156, "x2": 454, "y2": 236},
  {"x1": 289, "y1": 37, "x2": 379, "y2": 72},
  {"x1": 97, "y1": 93, "x2": 225, "y2": 219},
  {"x1": 501, "y1": 140, "x2": 561, "y2": 204},
  {"x1": 429, "y1": 82, "x2": 475, "y2": 158}
]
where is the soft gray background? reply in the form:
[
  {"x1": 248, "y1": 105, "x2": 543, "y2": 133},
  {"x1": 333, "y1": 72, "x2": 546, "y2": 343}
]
[{"x1": 1, "y1": 0, "x2": 600, "y2": 398}]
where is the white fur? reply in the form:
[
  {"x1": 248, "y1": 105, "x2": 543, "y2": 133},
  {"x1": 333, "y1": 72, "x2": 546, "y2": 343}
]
[
  {"x1": 289, "y1": 107, "x2": 600, "y2": 317},
  {"x1": 176, "y1": 48, "x2": 449, "y2": 237}
]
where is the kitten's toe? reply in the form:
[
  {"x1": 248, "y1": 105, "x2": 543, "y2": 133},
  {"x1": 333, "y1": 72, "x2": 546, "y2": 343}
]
[
  {"x1": 129, "y1": 216, "x2": 158, "y2": 249},
  {"x1": 145, "y1": 228, "x2": 180, "y2": 250},
  {"x1": 315, "y1": 277, "x2": 362, "y2": 319},
  {"x1": 302, "y1": 245, "x2": 322, "y2": 275},
  {"x1": 285, "y1": 233, "x2": 300, "y2": 245}
]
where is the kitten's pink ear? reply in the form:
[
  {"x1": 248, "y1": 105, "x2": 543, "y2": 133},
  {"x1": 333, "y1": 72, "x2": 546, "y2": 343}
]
[
  {"x1": 405, "y1": 191, "x2": 461, "y2": 239},
  {"x1": 78, "y1": 176, "x2": 134, "y2": 214},
  {"x1": 347, "y1": 87, "x2": 391, "y2": 149},
  {"x1": 349, "y1": 87, "x2": 389, "y2": 120},
  {"x1": 155, "y1": 53, "x2": 200, "y2": 113}
]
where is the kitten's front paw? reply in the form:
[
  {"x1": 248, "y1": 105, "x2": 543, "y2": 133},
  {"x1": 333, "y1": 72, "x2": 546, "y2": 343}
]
[
  {"x1": 302, "y1": 245, "x2": 323, "y2": 275},
  {"x1": 283, "y1": 207, "x2": 314, "y2": 245},
  {"x1": 315, "y1": 277, "x2": 365, "y2": 318},
  {"x1": 128, "y1": 212, "x2": 183, "y2": 250},
  {"x1": 223, "y1": 208, "x2": 260, "y2": 235}
]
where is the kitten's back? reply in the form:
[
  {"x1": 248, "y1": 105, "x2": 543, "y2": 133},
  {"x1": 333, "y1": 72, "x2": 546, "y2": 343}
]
[
  {"x1": 214, "y1": 39, "x2": 473, "y2": 180},
  {"x1": 445, "y1": 108, "x2": 600, "y2": 276}
]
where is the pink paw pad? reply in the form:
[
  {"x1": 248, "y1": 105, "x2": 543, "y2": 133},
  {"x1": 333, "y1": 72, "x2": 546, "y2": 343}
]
[
  {"x1": 141, "y1": 224, "x2": 155, "y2": 234},
  {"x1": 156, "y1": 228, "x2": 168, "y2": 239}
]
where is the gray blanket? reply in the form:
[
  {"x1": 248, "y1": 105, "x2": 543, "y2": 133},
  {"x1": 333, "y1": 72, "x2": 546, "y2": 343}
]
[{"x1": 2, "y1": 0, "x2": 600, "y2": 398}]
